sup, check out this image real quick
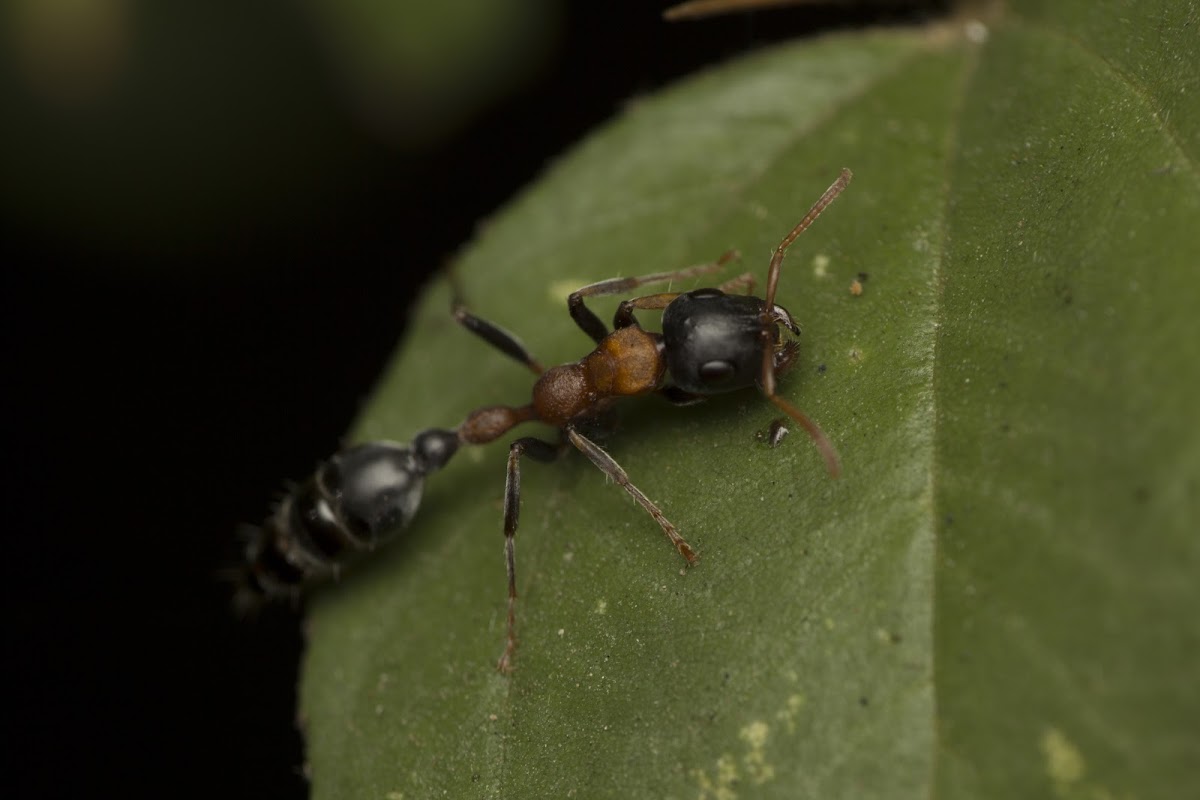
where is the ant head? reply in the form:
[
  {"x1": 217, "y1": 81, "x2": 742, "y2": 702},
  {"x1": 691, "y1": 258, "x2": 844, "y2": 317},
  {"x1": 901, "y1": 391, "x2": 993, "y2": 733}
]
[{"x1": 660, "y1": 290, "x2": 778, "y2": 395}]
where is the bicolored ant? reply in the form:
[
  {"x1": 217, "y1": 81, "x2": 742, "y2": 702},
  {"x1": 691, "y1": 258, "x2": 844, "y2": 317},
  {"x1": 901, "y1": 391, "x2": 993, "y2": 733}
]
[{"x1": 238, "y1": 169, "x2": 851, "y2": 672}]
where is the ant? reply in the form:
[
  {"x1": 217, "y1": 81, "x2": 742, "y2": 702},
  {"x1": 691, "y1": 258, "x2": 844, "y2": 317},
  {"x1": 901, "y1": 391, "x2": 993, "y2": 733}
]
[{"x1": 237, "y1": 169, "x2": 851, "y2": 672}]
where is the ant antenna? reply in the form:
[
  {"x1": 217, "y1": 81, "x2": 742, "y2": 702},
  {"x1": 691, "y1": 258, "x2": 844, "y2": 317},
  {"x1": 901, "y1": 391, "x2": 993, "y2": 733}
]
[
  {"x1": 769, "y1": 393, "x2": 842, "y2": 478},
  {"x1": 760, "y1": 168, "x2": 852, "y2": 478},
  {"x1": 764, "y1": 168, "x2": 852, "y2": 310}
]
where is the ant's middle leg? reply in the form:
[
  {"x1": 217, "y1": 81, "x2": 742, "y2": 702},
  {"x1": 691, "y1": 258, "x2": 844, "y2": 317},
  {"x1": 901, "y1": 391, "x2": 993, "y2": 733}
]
[
  {"x1": 497, "y1": 435, "x2": 565, "y2": 673},
  {"x1": 567, "y1": 250, "x2": 740, "y2": 344},
  {"x1": 564, "y1": 425, "x2": 698, "y2": 566},
  {"x1": 450, "y1": 277, "x2": 544, "y2": 376},
  {"x1": 719, "y1": 272, "x2": 756, "y2": 295},
  {"x1": 610, "y1": 261, "x2": 752, "y2": 332},
  {"x1": 611, "y1": 267, "x2": 759, "y2": 334}
]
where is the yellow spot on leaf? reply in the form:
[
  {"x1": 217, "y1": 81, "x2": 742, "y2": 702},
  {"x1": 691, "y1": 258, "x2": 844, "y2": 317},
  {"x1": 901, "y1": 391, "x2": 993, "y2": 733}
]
[
  {"x1": 740, "y1": 720, "x2": 768, "y2": 749},
  {"x1": 775, "y1": 693, "x2": 806, "y2": 734},
  {"x1": 812, "y1": 254, "x2": 830, "y2": 278},
  {"x1": 1041, "y1": 727, "x2": 1085, "y2": 794},
  {"x1": 693, "y1": 753, "x2": 739, "y2": 800},
  {"x1": 739, "y1": 721, "x2": 775, "y2": 785}
]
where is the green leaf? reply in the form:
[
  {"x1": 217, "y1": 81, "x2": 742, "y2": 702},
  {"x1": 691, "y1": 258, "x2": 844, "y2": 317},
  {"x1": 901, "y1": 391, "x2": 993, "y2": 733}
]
[{"x1": 300, "y1": 5, "x2": 1200, "y2": 798}]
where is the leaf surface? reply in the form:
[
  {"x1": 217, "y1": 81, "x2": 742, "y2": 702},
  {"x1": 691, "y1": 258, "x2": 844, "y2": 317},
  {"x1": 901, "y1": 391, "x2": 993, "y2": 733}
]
[{"x1": 301, "y1": 5, "x2": 1200, "y2": 798}]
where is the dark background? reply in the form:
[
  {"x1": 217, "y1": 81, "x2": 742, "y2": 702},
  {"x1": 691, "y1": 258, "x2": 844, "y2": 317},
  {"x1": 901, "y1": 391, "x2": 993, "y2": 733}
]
[{"x1": 3, "y1": 3, "x2": 937, "y2": 797}]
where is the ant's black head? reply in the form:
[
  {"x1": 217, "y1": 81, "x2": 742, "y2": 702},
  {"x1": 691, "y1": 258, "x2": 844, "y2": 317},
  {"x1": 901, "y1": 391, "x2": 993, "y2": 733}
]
[{"x1": 661, "y1": 289, "x2": 797, "y2": 395}]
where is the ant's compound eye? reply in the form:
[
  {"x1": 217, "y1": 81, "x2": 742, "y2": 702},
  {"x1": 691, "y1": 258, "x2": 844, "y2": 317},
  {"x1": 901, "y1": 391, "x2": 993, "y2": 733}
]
[{"x1": 698, "y1": 360, "x2": 736, "y2": 385}]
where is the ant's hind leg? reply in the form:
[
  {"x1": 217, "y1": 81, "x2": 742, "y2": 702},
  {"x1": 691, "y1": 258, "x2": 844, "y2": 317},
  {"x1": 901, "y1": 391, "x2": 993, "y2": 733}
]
[
  {"x1": 497, "y1": 435, "x2": 564, "y2": 673},
  {"x1": 565, "y1": 425, "x2": 697, "y2": 565},
  {"x1": 449, "y1": 276, "x2": 544, "y2": 376},
  {"x1": 567, "y1": 250, "x2": 740, "y2": 343}
]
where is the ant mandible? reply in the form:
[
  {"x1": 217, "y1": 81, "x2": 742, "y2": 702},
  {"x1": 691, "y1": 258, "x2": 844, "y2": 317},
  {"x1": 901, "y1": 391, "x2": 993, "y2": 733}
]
[{"x1": 237, "y1": 168, "x2": 851, "y2": 673}]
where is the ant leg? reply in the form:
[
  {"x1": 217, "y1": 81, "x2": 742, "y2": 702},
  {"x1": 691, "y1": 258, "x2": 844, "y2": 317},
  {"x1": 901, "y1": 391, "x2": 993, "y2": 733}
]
[
  {"x1": 614, "y1": 267, "x2": 756, "y2": 330},
  {"x1": 565, "y1": 425, "x2": 698, "y2": 565},
  {"x1": 613, "y1": 292, "x2": 677, "y2": 329},
  {"x1": 497, "y1": 435, "x2": 564, "y2": 673},
  {"x1": 450, "y1": 276, "x2": 544, "y2": 375},
  {"x1": 568, "y1": 250, "x2": 740, "y2": 343},
  {"x1": 719, "y1": 271, "x2": 756, "y2": 295}
]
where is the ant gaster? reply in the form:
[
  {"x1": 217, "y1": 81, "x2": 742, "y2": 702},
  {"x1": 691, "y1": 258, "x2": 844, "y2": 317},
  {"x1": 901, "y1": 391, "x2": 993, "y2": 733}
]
[{"x1": 238, "y1": 169, "x2": 852, "y2": 673}]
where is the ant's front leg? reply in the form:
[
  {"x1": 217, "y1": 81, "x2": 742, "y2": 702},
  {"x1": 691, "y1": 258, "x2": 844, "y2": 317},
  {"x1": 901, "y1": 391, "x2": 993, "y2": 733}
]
[
  {"x1": 497, "y1": 435, "x2": 565, "y2": 673},
  {"x1": 567, "y1": 250, "x2": 740, "y2": 344},
  {"x1": 565, "y1": 425, "x2": 698, "y2": 565}
]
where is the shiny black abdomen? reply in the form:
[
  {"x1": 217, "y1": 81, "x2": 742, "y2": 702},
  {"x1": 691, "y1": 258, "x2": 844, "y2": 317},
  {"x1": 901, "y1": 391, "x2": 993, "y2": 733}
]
[{"x1": 241, "y1": 429, "x2": 459, "y2": 604}]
